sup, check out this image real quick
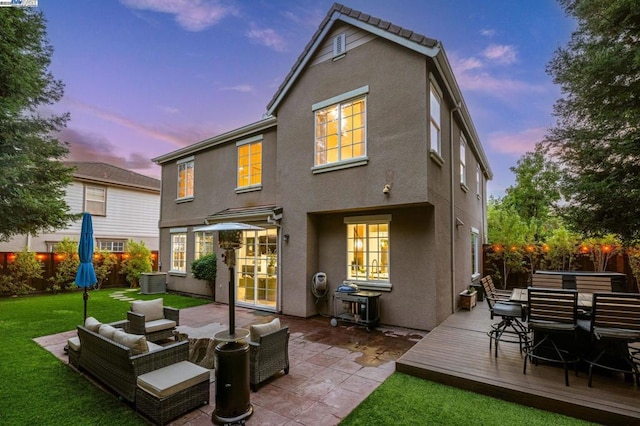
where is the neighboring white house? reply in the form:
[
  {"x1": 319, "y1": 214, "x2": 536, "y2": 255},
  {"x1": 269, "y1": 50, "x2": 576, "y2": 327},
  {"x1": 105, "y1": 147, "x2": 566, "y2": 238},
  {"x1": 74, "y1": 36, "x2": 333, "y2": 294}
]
[{"x1": 0, "y1": 162, "x2": 161, "y2": 253}]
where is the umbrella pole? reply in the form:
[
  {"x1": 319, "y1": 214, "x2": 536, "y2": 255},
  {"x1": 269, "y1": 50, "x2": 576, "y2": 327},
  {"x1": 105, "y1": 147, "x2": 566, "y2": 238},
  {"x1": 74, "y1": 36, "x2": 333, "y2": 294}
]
[{"x1": 83, "y1": 288, "x2": 88, "y2": 322}]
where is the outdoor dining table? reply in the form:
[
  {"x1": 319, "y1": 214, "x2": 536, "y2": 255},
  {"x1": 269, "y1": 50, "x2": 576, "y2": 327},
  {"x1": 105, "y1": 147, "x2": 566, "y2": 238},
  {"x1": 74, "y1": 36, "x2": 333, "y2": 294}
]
[{"x1": 510, "y1": 288, "x2": 593, "y2": 309}]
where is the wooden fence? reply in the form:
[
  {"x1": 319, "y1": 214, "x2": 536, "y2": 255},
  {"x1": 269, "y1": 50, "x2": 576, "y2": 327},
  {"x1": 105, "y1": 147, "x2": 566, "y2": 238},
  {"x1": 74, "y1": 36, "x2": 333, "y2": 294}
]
[{"x1": 0, "y1": 251, "x2": 159, "y2": 293}]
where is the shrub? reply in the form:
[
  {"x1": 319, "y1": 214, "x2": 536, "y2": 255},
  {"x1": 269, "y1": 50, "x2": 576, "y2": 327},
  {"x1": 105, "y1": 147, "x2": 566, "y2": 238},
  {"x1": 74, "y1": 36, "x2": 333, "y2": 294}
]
[
  {"x1": 191, "y1": 253, "x2": 217, "y2": 299},
  {"x1": 0, "y1": 248, "x2": 43, "y2": 295},
  {"x1": 48, "y1": 238, "x2": 79, "y2": 293},
  {"x1": 120, "y1": 240, "x2": 152, "y2": 287},
  {"x1": 93, "y1": 248, "x2": 117, "y2": 289}
]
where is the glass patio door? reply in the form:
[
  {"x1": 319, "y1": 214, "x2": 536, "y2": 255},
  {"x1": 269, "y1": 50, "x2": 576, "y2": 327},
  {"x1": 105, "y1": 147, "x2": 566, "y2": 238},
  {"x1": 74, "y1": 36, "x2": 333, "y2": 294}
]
[{"x1": 236, "y1": 228, "x2": 277, "y2": 309}]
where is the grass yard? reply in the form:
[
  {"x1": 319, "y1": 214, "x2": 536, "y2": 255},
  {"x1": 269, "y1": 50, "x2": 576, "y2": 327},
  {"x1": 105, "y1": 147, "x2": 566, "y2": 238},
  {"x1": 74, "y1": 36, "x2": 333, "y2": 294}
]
[
  {"x1": 0, "y1": 288, "x2": 209, "y2": 425},
  {"x1": 341, "y1": 373, "x2": 595, "y2": 426}
]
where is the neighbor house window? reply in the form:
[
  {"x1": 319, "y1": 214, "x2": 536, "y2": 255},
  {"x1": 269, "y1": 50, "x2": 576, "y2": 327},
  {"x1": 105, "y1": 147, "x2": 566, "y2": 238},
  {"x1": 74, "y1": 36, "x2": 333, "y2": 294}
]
[
  {"x1": 85, "y1": 185, "x2": 106, "y2": 215},
  {"x1": 194, "y1": 232, "x2": 214, "y2": 260},
  {"x1": 237, "y1": 137, "x2": 262, "y2": 189},
  {"x1": 170, "y1": 229, "x2": 187, "y2": 273},
  {"x1": 471, "y1": 228, "x2": 480, "y2": 278},
  {"x1": 460, "y1": 136, "x2": 467, "y2": 188},
  {"x1": 345, "y1": 215, "x2": 391, "y2": 286},
  {"x1": 314, "y1": 87, "x2": 368, "y2": 168},
  {"x1": 97, "y1": 240, "x2": 125, "y2": 252},
  {"x1": 177, "y1": 157, "x2": 194, "y2": 200},
  {"x1": 430, "y1": 83, "x2": 442, "y2": 157}
]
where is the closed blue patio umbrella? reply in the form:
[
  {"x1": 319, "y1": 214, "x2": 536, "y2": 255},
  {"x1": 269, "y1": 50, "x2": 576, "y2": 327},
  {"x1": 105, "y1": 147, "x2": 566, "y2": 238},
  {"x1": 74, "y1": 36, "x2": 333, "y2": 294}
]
[{"x1": 76, "y1": 212, "x2": 97, "y2": 321}]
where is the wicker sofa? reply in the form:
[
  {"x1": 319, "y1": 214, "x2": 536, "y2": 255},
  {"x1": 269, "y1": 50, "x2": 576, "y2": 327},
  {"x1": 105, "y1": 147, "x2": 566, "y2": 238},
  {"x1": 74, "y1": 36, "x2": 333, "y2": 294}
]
[
  {"x1": 76, "y1": 322, "x2": 209, "y2": 424},
  {"x1": 248, "y1": 318, "x2": 290, "y2": 391}
]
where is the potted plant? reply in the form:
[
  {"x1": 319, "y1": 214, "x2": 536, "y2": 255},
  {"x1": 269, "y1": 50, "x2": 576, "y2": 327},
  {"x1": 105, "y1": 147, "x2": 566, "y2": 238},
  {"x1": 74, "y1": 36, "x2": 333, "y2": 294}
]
[{"x1": 459, "y1": 285, "x2": 477, "y2": 310}]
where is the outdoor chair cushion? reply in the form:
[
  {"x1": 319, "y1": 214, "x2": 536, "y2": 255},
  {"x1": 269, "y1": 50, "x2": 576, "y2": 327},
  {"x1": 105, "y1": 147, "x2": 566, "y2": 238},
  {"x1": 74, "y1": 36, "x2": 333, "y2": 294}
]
[
  {"x1": 147, "y1": 341, "x2": 163, "y2": 352},
  {"x1": 131, "y1": 298, "x2": 164, "y2": 322},
  {"x1": 67, "y1": 336, "x2": 81, "y2": 352},
  {"x1": 145, "y1": 319, "x2": 177, "y2": 333},
  {"x1": 137, "y1": 360, "x2": 210, "y2": 399},
  {"x1": 85, "y1": 317, "x2": 102, "y2": 332},
  {"x1": 250, "y1": 318, "x2": 280, "y2": 342},
  {"x1": 113, "y1": 329, "x2": 149, "y2": 355},
  {"x1": 98, "y1": 324, "x2": 118, "y2": 339}
]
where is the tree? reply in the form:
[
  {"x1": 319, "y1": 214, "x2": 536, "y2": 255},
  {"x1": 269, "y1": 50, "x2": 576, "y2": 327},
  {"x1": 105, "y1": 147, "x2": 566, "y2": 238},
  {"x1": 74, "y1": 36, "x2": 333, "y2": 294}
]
[
  {"x1": 545, "y1": 0, "x2": 640, "y2": 241},
  {"x1": 93, "y1": 248, "x2": 117, "y2": 289},
  {"x1": 48, "y1": 237, "x2": 78, "y2": 292},
  {"x1": 191, "y1": 253, "x2": 217, "y2": 299},
  {"x1": 0, "y1": 8, "x2": 76, "y2": 242},
  {"x1": 503, "y1": 143, "x2": 562, "y2": 241},
  {"x1": 120, "y1": 240, "x2": 152, "y2": 287}
]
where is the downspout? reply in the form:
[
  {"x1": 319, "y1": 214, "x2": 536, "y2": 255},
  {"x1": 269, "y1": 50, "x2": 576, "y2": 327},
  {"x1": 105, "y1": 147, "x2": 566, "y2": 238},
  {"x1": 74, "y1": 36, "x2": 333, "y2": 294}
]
[{"x1": 450, "y1": 102, "x2": 461, "y2": 313}]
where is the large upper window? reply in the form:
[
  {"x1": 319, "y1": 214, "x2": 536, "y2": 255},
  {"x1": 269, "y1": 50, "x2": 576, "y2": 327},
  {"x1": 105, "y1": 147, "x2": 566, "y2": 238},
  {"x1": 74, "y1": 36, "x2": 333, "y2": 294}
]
[
  {"x1": 194, "y1": 232, "x2": 214, "y2": 260},
  {"x1": 177, "y1": 158, "x2": 194, "y2": 200},
  {"x1": 476, "y1": 165, "x2": 482, "y2": 198},
  {"x1": 430, "y1": 83, "x2": 442, "y2": 157},
  {"x1": 345, "y1": 216, "x2": 390, "y2": 286},
  {"x1": 314, "y1": 88, "x2": 367, "y2": 167},
  {"x1": 170, "y1": 230, "x2": 187, "y2": 273},
  {"x1": 460, "y1": 135, "x2": 467, "y2": 188},
  {"x1": 237, "y1": 137, "x2": 262, "y2": 189},
  {"x1": 85, "y1": 185, "x2": 106, "y2": 215}
]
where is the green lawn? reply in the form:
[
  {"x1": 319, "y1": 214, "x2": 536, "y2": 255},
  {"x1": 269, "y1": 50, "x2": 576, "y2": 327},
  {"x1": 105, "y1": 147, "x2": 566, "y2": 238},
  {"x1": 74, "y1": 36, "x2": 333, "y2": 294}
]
[
  {"x1": 0, "y1": 288, "x2": 209, "y2": 425},
  {"x1": 341, "y1": 373, "x2": 595, "y2": 426}
]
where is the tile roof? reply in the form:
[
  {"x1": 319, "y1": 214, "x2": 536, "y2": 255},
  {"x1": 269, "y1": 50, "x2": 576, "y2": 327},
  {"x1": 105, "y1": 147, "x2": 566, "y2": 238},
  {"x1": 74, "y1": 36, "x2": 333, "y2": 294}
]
[
  {"x1": 66, "y1": 162, "x2": 160, "y2": 192},
  {"x1": 266, "y1": 2, "x2": 438, "y2": 112}
]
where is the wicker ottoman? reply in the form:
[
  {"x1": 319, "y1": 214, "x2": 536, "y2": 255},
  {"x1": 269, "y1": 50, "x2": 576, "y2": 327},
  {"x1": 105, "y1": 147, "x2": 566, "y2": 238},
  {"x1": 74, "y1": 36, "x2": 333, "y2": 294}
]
[{"x1": 136, "y1": 360, "x2": 210, "y2": 425}]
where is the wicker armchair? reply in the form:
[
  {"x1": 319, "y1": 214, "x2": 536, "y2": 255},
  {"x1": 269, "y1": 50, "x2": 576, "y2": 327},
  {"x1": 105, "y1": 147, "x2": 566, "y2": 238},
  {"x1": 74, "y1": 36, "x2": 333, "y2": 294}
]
[
  {"x1": 248, "y1": 325, "x2": 290, "y2": 391},
  {"x1": 127, "y1": 298, "x2": 179, "y2": 342}
]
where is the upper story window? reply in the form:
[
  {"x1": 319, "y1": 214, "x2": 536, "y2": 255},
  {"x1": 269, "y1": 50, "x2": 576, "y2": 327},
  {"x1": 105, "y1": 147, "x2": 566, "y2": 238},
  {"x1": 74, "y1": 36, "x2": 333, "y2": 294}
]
[
  {"x1": 471, "y1": 227, "x2": 480, "y2": 279},
  {"x1": 170, "y1": 228, "x2": 187, "y2": 273},
  {"x1": 430, "y1": 82, "x2": 442, "y2": 158},
  {"x1": 194, "y1": 232, "x2": 214, "y2": 260},
  {"x1": 313, "y1": 86, "x2": 368, "y2": 171},
  {"x1": 237, "y1": 136, "x2": 262, "y2": 191},
  {"x1": 476, "y1": 165, "x2": 482, "y2": 199},
  {"x1": 177, "y1": 157, "x2": 194, "y2": 201},
  {"x1": 85, "y1": 185, "x2": 106, "y2": 215},
  {"x1": 345, "y1": 215, "x2": 391, "y2": 290},
  {"x1": 460, "y1": 135, "x2": 467, "y2": 189}
]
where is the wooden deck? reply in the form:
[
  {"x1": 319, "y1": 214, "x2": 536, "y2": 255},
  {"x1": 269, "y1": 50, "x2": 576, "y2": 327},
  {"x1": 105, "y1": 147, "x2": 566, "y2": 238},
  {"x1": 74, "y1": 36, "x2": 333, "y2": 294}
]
[{"x1": 396, "y1": 302, "x2": 640, "y2": 425}]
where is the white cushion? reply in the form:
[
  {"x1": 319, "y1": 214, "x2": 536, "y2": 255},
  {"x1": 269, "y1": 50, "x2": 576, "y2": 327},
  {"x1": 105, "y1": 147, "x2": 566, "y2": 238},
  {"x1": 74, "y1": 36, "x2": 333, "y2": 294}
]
[
  {"x1": 131, "y1": 298, "x2": 164, "y2": 321},
  {"x1": 147, "y1": 342, "x2": 163, "y2": 352},
  {"x1": 98, "y1": 324, "x2": 117, "y2": 339},
  {"x1": 113, "y1": 329, "x2": 149, "y2": 355},
  {"x1": 137, "y1": 361, "x2": 209, "y2": 399},
  {"x1": 250, "y1": 318, "x2": 280, "y2": 342},
  {"x1": 84, "y1": 317, "x2": 102, "y2": 332},
  {"x1": 67, "y1": 337, "x2": 81, "y2": 352},
  {"x1": 145, "y1": 319, "x2": 177, "y2": 333}
]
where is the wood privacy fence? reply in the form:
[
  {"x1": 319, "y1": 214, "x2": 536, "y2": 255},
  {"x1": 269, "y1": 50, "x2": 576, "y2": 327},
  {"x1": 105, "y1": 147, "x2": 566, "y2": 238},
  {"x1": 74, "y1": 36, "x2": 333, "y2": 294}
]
[
  {"x1": 0, "y1": 251, "x2": 159, "y2": 293},
  {"x1": 482, "y1": 246, "x2": 639, "y2": 293}
]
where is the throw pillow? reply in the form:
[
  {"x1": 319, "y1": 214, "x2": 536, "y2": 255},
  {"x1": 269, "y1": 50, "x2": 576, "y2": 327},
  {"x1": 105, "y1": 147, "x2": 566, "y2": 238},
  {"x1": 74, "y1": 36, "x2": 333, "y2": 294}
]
[
  {"x1": 98, "y1": 324, "x2": 117, "y2": 339},
  {"x1": 113, "y1": 329, "x2": 149, "y2": 355},
  {"x1": 85, "y1": 316, "x2": 102, "y2": 332},
  {"x1": 250, "y1": 318, "x2": 281, "y2": 342},
  {"x1": 131, "y1": 298, "x2": 164, "y2": 321}
]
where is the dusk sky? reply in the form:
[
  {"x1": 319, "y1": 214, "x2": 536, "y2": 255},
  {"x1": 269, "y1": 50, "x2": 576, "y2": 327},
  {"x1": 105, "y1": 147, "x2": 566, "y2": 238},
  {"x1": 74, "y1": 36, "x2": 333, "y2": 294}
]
[{"x1": 38, "y1": 0, "x2": 575, "y2": 197}]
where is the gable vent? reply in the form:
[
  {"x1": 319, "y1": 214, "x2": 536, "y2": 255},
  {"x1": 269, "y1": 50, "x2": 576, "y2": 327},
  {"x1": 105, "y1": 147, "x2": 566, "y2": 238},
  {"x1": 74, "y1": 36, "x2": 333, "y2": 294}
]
[{"x1": 333, "y1": 33, "x2": 346, "y2": 57}]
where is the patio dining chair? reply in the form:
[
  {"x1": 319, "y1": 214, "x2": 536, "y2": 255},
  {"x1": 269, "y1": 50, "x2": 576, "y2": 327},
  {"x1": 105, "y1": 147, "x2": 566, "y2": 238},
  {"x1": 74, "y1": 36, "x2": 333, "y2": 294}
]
[
  {"x1": 523, "y1": 287, "x2": 579, "y2": 386},
  {"x1": 481, "y1": 277, "x2": 528, "y2": 358},
  {"x1": 578, "y1": 292, "x2": 640, "y2": 387}
]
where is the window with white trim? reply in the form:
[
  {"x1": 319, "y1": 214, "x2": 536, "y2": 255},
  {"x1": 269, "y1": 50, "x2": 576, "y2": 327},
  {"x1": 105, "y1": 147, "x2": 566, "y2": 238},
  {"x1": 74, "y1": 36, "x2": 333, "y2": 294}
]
[
  {"x1": 476, "y1": 165, "x2": 482, "y2": 198},
  {"x1": 460, "y1": 136, "x2": 467, "y2": 187},
  {"x1": 85, "y1": 185, "x2": 106, "y2": 215},
  {"x1": 430, "y1": 83, "x2": 442, "y2": 156},
  {"x1": 170, "y1": 230, "x2": 187, "y2": 273},
  {"x1": 237, "y1": 138, "x2": 262, "y2": 189},
  {"x1": 194, "y1": 232, "x2": 214, "y2": 260},
  {"x1": 314, "y1": 93, "x2": 366, "y2": 167},
  {"x1": 346, "y1": 216, "x2": 390, "y2": 284},
  {"x1": 471, "y1": 228, "x2": 480, "y2": 278},
  {"x1": 97, "y1": 240, "x2": 125, "y2": 252},
  {"x1": 177, "y1": 158, "x2": 194, "y2": 200}
]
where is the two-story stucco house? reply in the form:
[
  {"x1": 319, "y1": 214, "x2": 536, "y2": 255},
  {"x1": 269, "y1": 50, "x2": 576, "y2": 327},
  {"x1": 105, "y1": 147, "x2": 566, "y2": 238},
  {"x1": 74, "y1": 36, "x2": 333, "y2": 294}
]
[
  {"x1": 152, "y1": 3, "x2": 492, "y2": 331},
  {"x1": 0, "y1": 162, "x2": 161, "y2": 253}
]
